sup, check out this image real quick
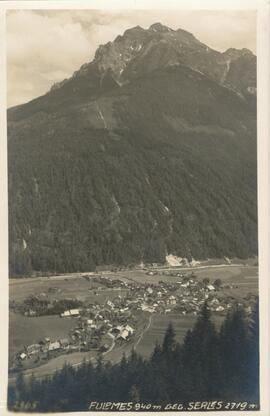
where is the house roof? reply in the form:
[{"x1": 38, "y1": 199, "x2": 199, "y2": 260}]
[
  {"x1": 20, "y1": 352, "x2": 27, "y2": 359},
  {"x1": 70, "y1": 309, "x2": 80, "y2": 315},
  {"x1": 119, "y1": 329, "x2": 129, "y2": 339},
  {"x1": 125, "y1": 325, "x2": 134, "y2": 333},
  {"x1": 49, "y1": 341, "x2": 61, "y2": 350}
]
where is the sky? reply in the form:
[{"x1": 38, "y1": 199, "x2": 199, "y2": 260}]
[{"x1": 6, "y1": 10, "x2": 256, "y2": 107}]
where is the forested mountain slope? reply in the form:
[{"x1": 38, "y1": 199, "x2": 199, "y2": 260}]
[{"x1": 8, "y1": 23, "x2": 257, "y2": 276}]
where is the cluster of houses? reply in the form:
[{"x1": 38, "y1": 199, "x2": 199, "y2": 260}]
[
  {"x1": 17, "y1": 309, "x2": 136, "y2": 366},
  {"x1": 83, "y1": 273, "x2": 256, "y2": 318},
  {"x1": 14, "y1": 271, "x2": 257, "y2": 369},
  {"x1": 111, "y1": 277, "x2": 223, "y2": 316},
  {"x1": 19, "y1": 337, "x2": 72, "y2": 361}
]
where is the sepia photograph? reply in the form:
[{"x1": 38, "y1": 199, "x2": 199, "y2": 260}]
[{"x1": 0, "y1": 1, "x2": 269, "y2": 414}]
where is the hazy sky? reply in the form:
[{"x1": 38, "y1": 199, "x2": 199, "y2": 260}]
[{"x1": 6, "y1": 10, "x2": 256, "y2": 107}]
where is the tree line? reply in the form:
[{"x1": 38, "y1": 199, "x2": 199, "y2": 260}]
[{"x1": 8, "y1": 301, "x2": 259, "y2": 412}]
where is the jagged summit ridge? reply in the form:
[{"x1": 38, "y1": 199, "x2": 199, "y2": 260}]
[
  {"x1": 223, "y1": 47, "x2": 255, "y2": 58},
  {"x1": 50, "y1": 22, "x2": 255, "y2": 98},
  {"x1": 149, "y1": 22, "x2": 173, "y2": 32}
]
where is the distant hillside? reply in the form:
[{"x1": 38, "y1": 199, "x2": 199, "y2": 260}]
[{"x1": 8, "y1": 23, "x2": 257, "y2": 276}]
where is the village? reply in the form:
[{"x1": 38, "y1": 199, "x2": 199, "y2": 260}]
[{"x1": 10, "y1": 269, "x2": 258, "y2": 372}]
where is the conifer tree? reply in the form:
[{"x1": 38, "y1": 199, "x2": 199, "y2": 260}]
[
  {"x1": 151, "y1": 341, "x2": 162, "y2": 364},
  {"x1": 162, "y1": 322, "x2": 176, "y2": 354},
  {"x1": 182, "y1": 302, "x2": 220, "y2": 399},
  {"x1": 219, "y1": 304, "x2": 250, "y2": 399}
]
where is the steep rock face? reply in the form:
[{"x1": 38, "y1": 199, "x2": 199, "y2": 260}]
[
  {"x1": 222, "y1": 48, "x2": 256, "y2": 95},
  {"x1": 8, "y1": 24, "x2": 257, "y2": 276}
]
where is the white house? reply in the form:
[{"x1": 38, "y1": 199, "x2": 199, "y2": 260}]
[
  {"x1": 106, "y1": 300, "x2": 114, "y2": 309},
  {"x1": 19, "y1": 352, "x2": 27, "y2": 360},
  {"x1": 119, "y1": 329, "x2": 129, "y2": 340},
  {"x1": 48, "y1": 341, "x2": 61, "y2": 351},
  {"x1": 70, "y1": 309, "x2": 80, "y2": 316}
]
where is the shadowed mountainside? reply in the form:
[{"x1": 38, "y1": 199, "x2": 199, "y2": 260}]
[{"x1": 8, "y1": 23, "x2": 257, "y2": 276}]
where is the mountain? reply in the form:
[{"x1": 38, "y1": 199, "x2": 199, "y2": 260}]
[
  {"x1": 7, "y1": 23, "x2": 257, "y2": 276},
  {"x1": 49, "y1": 23, "x2": 256, "y2": 98}
]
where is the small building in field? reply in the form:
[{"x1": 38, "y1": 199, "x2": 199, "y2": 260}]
[
  {"x1": 28, "y1": 309, "x2": 37, "y2": 317},
  {"x1": 70, "y1": 309, "x2": 80, "y2": 316},
  {"x1": 19, "y1": 352, "x2": 27, "y2": 360},
  {"x1": 61, "y1": 309, "x2": 80, "y2": 317}
]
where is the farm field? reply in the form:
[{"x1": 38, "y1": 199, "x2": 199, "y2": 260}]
[
  {"x1": 107, "y1": 265, "x2": 257, "y2": 289},
  {"x1": 135, "y1": 312, "x2": 224, "y2": 358},
  {"x1": 114, "y1": 265, "x2": 258, "y2": 286},
  {"x1": 9, "y1": 265, "x2": 258, "y2": 299},
  {"x1": 9, "y1": 276, "x2": 129, "y2": 303}
]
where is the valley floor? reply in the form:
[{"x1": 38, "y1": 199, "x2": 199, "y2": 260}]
[{"x1": 9, "y1": 263, "x2": 258, "y2": 383}]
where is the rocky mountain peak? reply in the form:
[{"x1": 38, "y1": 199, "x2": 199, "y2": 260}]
[
  {"x1": 149, "y1": 22, "x2": 173, "y2": 33},
  {"x1": 50, "y1": 22, "x2": 256, "y2": 99},
  {"x1": 82, "y1": 23, "x2": 199, "y2": 81},
  {"x1": 123, "y1": 25, "x2": 145, "y2": 37},
  {"x1": 223, "y1": 47, "x2": 254, "y2": 60}
]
